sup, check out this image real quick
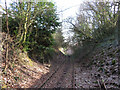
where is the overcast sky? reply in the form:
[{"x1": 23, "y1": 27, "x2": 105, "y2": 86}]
[{"x1": 55, "y1": 0, "x2": 84, "y2": 20}]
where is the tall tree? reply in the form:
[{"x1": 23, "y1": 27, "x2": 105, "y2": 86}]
[{"x1": 2, "y1": 1, "x2": 60, "y2": 62}]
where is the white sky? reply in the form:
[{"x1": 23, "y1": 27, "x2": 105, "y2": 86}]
[
  {"x1": 54, "y1": 0, "x2": 85, "y2": 39},
  {"x1": 55, "y1": 0, "x2": 84, "y2": 20}
]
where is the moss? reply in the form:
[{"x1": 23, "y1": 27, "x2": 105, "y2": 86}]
[
  {"x1": 26, "y1": 56, "x2": 33, "y2": 66},
  {"x1": 111, "y1": 59, "x2": 116, "y2": 65}
]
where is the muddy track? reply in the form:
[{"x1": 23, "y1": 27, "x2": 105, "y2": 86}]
[
  {"x1": 30, "y1": 54, "x2": 66, "y2": 88},
  {"x1": 55, "y1": 60, "x2": 71, "y2": 88},
  {"x1": 39, "y1": 59, "x2": 67, "y2": 88},
  {"x1": 41, "y1": 57, "x2": 74, "y2": 88}
]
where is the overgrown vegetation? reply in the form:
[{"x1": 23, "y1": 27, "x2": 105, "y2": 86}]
[
  {"x1": 1, "y1": 1, "x2": 62, "y2": 88},
  {"x1": 70, "y1": 1, "x2": 120, "y2": 89},
  {"x1": 2, "y1": 1, "x2": 60, "y2": 63},
  {"x1": 69, "y1": 1, "x2": 120, "y2": 58}
]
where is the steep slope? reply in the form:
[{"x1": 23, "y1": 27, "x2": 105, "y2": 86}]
[{"x1": 74, "y1": 44, "x2": 120, "y2": 89}]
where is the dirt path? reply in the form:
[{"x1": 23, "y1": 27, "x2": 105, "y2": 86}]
[
  {"x1": 30, "y1": 56, "x2": 74, "y2": 88},
  {"x1": 43, "y1": 59, "x2": 74, "y2": 88},
  {"x1": 30, "y1": 56, "x2": 119, "y2": 89}
]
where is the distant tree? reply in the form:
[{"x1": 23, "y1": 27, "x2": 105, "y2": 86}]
[{"x1": 53, "y1": 27, "x2": 65, "y2": 48}]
